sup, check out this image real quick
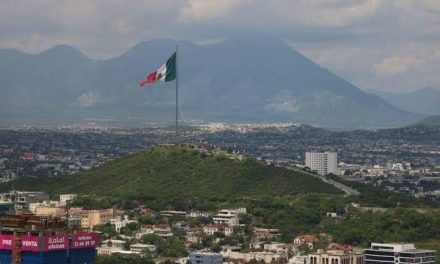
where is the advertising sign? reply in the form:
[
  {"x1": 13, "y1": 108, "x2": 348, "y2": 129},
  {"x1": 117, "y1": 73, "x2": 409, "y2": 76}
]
[
  {"x1": 71, "y1": 233, "x2": 99, "y2": 249},
  {"x1": 0, "y1": 235, "x2": 14, "y2": 250},
  {"x1": 43, "y1": 235, "x2": 68, "y2": 251},
  {"x1": 21, "y1": 236, "x2": 40, "y2": 252}
]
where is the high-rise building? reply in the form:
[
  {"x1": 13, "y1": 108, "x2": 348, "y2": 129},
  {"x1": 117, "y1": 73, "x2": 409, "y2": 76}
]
[
  {"x1": 305, "y1": 152, "x2": 338, "y2": 176},
  {"x1": 364, "y1": 243, "x2": 436, "y2": 264}
]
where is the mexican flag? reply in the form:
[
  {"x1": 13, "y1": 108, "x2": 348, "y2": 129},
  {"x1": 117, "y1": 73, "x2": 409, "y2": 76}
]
[{"x1": 139, "y1": 52, "x2": 176, "y2": 87}]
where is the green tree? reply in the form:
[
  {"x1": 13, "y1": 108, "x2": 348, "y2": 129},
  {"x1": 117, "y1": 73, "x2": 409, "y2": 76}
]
[
  {"x1": 140, "y1": 234, "x2": 162, "y2": 245},
  {"x1": 158, "y1": 237, "x2": 188, "y2": 257},
  {"x1": 96, "y1": 254, "x2": 154, "y2": 264},
  {"x1": 210, "y1": 243, "x2": 221, "y2": 253}
]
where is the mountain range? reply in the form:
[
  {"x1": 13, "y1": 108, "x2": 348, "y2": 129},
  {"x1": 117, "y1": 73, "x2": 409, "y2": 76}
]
[
  {"x1": 0, "y1": 36, "x2": 422, "y2": 128},
  {"x1": 373, "y1": 87, "x2": 440, "y2": 116}
]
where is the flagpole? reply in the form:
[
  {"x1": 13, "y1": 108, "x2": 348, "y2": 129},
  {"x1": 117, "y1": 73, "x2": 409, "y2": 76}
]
[{"x1": 175, "y1": 45, "x2": 179, "y2": 144}]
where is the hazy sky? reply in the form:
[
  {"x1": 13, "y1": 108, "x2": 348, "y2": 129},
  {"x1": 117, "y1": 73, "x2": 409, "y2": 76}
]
[{"x1": 1, "y1": 0, "x2": 439, "y2": 92}]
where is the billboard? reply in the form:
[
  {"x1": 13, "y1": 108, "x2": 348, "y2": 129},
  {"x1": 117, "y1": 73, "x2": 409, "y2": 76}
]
[
  {"x1": 0, "y1": 233, "x2": 97, "y2": 252},
  {"x1": 71, "y1": 233, "x2": 99, "y2": 249},
  {"x1": 0, "y1": 235, "x2": 14, "y2": 250},
  {"x1": 21, "y1": 236, "x2": 40, "y2": 252},
  {"x1": 43, "y1": 235, "x2": 68, "y2": 251}
]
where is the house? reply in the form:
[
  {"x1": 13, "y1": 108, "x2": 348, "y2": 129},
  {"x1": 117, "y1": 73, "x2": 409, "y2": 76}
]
[
  {"x1": 213, "y1": 209, "x2": 245, "y2": 226},
  {"x1": 136, "y1": 224, "x2": 173, "y2": 238},
  {"x1": 130, "y1": 243, "x2": 157, "y2": 253},
  {"x1": 173, "y1": 221, "x2": 190, "y2": 231},
  {"x1": 294, "y1": 235, "x2": 318, "y2": 249},
  {"x1": 203, "y1": 224, "x2": 233, "y2": 236},
  {"x1": 263, "y1": 243, "x2": 290, "y2": 255},
  {"x1": 185, "y1": 234, "x2": 202, "y2": 245},
  {"x1": 110, "y1": 215, "x2": 138, "y2": 232},
  {"x1": 254, "y1": 228, "x2": 281, "y2": 240},
  {"x1": 59, "y1": 194, "x2": 77, "y2": 206}
]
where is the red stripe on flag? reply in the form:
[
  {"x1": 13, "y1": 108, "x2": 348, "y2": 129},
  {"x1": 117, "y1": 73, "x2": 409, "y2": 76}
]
[{"x1": 139, "y1": 71, "x2": 158, "y2": 87}]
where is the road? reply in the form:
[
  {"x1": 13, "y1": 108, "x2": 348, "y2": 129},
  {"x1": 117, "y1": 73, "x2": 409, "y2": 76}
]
[{"x1": 286, "y1": 166, "x2": 360, "y2": 196}]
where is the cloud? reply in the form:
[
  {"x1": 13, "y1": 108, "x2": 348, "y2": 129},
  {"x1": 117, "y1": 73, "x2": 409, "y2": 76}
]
[
  {"x1": 178, "y1": 0, "x2": 251, "y2": 22},
  {"x1": 373, "y1": 56, "x2": 424, "y2": 75},
  {"x1": 305, "y1": 0, "x2": 383, "y2": 27}
]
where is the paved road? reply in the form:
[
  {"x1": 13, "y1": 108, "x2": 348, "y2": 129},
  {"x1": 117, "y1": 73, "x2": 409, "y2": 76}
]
[{"x1": 286, "y1": 166, "x2": 360, "y2": 196}]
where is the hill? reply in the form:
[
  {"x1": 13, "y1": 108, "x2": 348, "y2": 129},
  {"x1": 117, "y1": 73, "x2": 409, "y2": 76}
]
[
  {"x1": 374, "y1": 87, "x2": 440, "y2": 115},
  {"x1": 416, "y1": 115, "x2": 440, "y2": 128},
  {"x1": 0, "y1": 36, "x2": 421, "y2": 129},
  {"x1": 0, "y1": 146, "x2": 342, "y2": 208}
]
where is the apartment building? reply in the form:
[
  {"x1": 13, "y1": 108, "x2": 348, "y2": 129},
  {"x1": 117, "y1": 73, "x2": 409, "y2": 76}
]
[
  {"x1": 364, "y1": 243, "x2": 436, "y2": 264},
  {"x1": 305, "y1": 152, "x2": 338, "y2": 176},
  {"x1": 308, "y1": 249, "x2": 364, "y2": 264}
]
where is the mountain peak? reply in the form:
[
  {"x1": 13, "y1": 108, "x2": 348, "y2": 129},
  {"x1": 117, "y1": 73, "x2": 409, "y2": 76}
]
[
  {"x1": 0, "y1": 38, "x2": 421, "y2": 128},
  {"x1": 416, "y1": 87, "x2": 440, "y2": 94},
  {"x1": 38, "y1": 44, "x2": 90, "y2": 60}
]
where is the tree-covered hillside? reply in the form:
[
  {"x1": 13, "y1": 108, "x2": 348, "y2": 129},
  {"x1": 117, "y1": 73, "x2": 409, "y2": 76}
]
[{"x1": 0, "y1": 146, "x2": 341, "y2": 208}]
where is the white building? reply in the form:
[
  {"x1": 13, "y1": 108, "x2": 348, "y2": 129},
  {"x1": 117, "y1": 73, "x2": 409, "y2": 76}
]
[
  {"x1": 110, "y1": 215, "x2": 138, "y2": 233},
  {"x1": 364, "y1": 243, "x2": 436, "y2": 264},
  {"x1": 309, "y1": 249, "x2": 364, "y2": 264},
  {"x1": 59, "y1": 194, "x2": 77, "y2": 206},
  {"x1": 203, "y1": 224, "x2": 233, "y2": 236},
  {"x1": 305, "y1": 152, "x2": 338, "y2": 176},
  {"x1": 188, "y1": 211, "x2": 213, "y2": 218},
  {"x1": 213, "y1": 208, "x2": 245, "y2": 226},
  {"x1": 263, "y1": 243, "x2": 290, "y2": 255},
  {"x1": 130, "y1": 243, "x2": 156, "y2": 253}
]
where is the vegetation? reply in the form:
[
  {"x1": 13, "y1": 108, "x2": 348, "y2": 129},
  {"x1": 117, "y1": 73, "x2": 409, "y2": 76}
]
[
  {"x1": 156, "y1": 237, "x2": 188, "y2": 257},
  {"x1": 415, "y1": 240, "x2": 440, "y2": 263},
  {"x1": 0, "y1": 146, "x2": 341, "y2": 209},
  {"x1": 322, "y1": 208, "x2": 440, "y2": 246},
  {"x1": 326, "y1": 174, "x2": 436, "y2": 208},
  {"x1": 96, "y1": 254, "x2": 154, "y2": 264}
]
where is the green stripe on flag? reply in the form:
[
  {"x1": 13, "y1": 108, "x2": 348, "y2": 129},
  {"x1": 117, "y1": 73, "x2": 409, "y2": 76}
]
[{"x1": 165, "y1": 52, "x2": 176, "y2": 82}]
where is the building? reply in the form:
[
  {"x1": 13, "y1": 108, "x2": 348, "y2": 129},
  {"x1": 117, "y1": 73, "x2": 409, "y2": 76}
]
[
  {"x1": 203, "y1": 224, "x2": 233, "y2": 236},
  {"x1": 190, "y1": 252, "x2": 223, "y2": 264},
  {"x1": 254, "y1": 228, "x2": 281, "y2": 240},
  {"x1": 263, "y1": 243, "x2": 290, "y2": 255},
  {"x1": 364, "y1": 243, "x2": 436, "y2": 264},
  {"x1": 224, "y1": 250, "x2": 286, "y2": 263},
  {"x1": 294, "y1": 235, "x2": 318, "y2": 249},
  {"x1": 136, "y1": 224, "x2": 173, "y2": 239},
  {"x1": 59, "y1": 194, "x2": 77, "y2": 206},
  {"x1": 130, "y1": 243, "x2": 156, "y2": 253},
  {"x1": 289, "y1": 255, "x2": 308, "y2": 264},
  {"x1": 188, "y1": 211, "x2": 213, "y2": 218},
  {"x1": 308, "y1": 249, "x2": 364, "y2": 264},
  {"x1": 160, "y1": 210, "x2": 187, "y2": 217},
  {"x1": 305, "y1": 152, "x2": 338, "y2": 176},
  {"x1": 0, "y1": 191, "x2": 50, "y2": 211},
  {"x1": 69, "y1": 207, "x2": 115, "y2": 230},
  {"x1": 212, "y1": 208, "x2": 245, "y2": 226},
  {"x1": 110, "y1": 215, "x2": 137, "y2": 232},
  {"x1": 35, "y1": 206, "x2": 65, "y2": 217},
  {"x1": 0, "y1": 214, "x2": 98, "y2": 264}
]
